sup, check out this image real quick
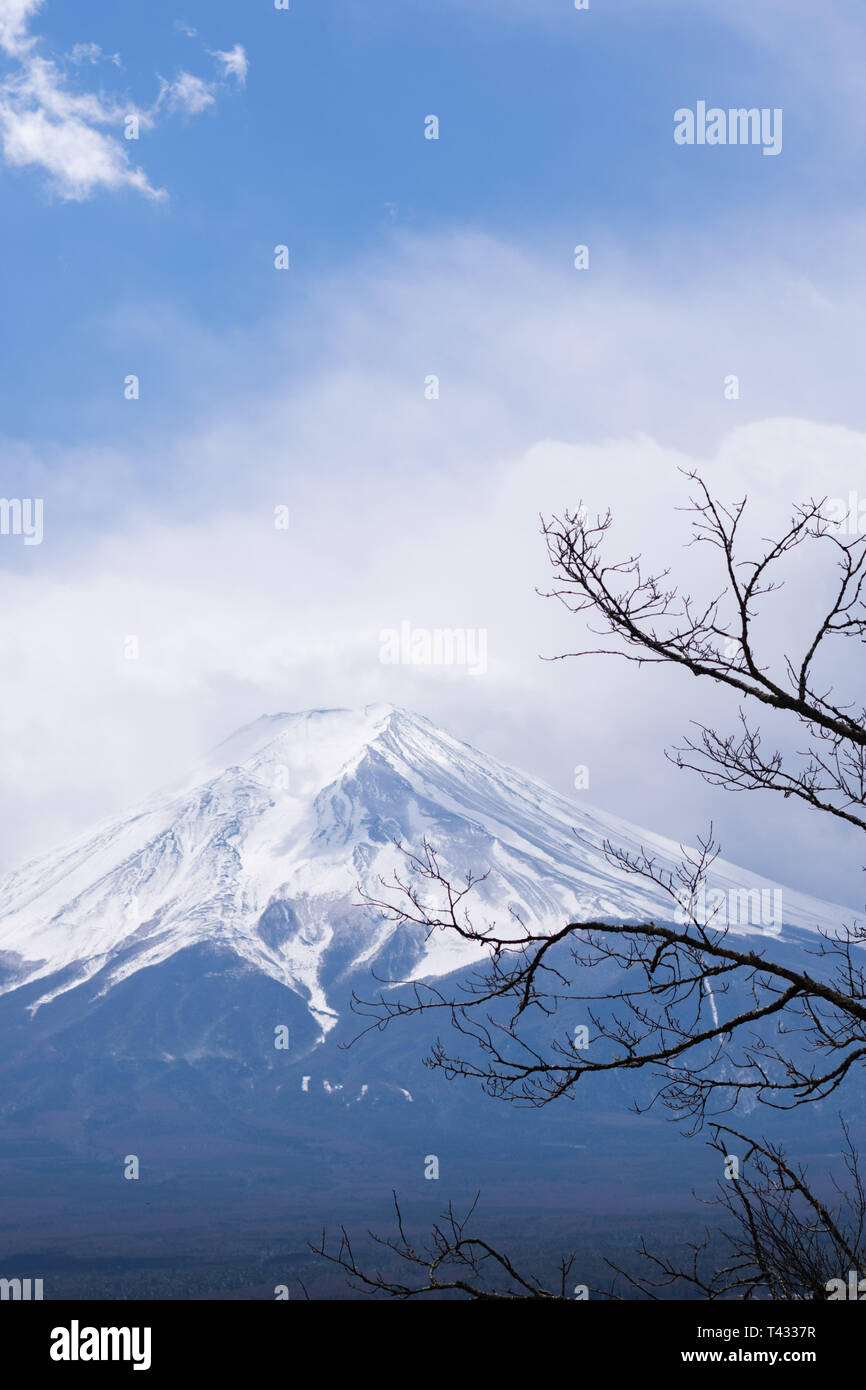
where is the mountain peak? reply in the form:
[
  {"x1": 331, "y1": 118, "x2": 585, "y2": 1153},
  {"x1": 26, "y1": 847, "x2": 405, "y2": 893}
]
[
  {"x1": 193, "y1": 703, "x2": 420, "y2": 792},
  {"x1": 0, "y1": 705, "x2": 851, "y2": 1030}
]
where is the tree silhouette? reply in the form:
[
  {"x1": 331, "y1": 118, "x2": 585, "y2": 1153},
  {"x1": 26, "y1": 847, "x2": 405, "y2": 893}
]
[{"x1": 316, "y1": 474, "x2": 866, "y2": 1299}]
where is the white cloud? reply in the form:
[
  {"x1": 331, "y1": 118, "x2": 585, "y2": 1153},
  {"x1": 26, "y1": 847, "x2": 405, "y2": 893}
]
[
  {"x1": 68, "y1": 41, "x2": 100, "y2": 64},
  {"x1": 68, "y1": 42, "x2": 122, "y2": 69},
  {"x1": 2, "y1": 228, "x2": 866, "y2": 908},
  {"x1": 0, "y1": 55, "x2": 161, "y2": 200},
  {"x1": 0, "y1": 0, "x2": 42, "y2": 57},
  {"x1": 163, "y1": 70, "x2": 216, "y2": 116},
  {"x1": 0, "y1": 102, "x2": 157, "y2": 200},
  {"x1": 0, "y1": 5, "x2": 240, "y2": 200},
  {"x1": 210, "y1": 44, "x2": 248, "y2": 85},
  {"x1": 12, "y1": 56, "x2": 127, "y2": 125}
]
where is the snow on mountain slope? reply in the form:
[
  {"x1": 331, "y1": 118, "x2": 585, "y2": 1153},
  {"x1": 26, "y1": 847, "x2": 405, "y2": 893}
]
[{"x1": 0, "y1": 704, "x2": 855, "y2": 1031}]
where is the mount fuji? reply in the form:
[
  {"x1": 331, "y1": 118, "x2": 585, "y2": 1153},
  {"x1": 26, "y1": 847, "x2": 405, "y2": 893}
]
[
  {"x1": 0, "y1": 704, "x2": 846, "y2": 1024},
  {"x1": 0, "y1": 703, "x2": 854, "y2": 1163},
  {"x1": 0, "y1": 706, "x2": 860, "y2": 1298}
]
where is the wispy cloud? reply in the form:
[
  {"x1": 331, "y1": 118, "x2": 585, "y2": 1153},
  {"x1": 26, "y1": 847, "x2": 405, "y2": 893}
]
[
  {"x1": 0, "y1": 102, "x2": 156, "y2": 200},
  {"x1": 161, "y1": 70, "x2": 216, "y2": 117},
  {"x1": 0, "y1": 0, "x2": 42, "y2": 58},
  {"x1": 0, "y1": 1, "x2": 244, "y2": 200},
  {"x1": 68, "y1": 42, "x2": 122, "y2": 69},
  {"x1": 210, "y1": 44, "x2": 248, "y2": 86},
  {"x1": 0, "y1": 54, "x2": 160, "y2": 200}
]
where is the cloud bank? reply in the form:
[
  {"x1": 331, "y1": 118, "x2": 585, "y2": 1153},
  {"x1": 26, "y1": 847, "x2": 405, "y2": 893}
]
[{"x1": 1, "y1": 226, "x2": 865, "y2": 916}]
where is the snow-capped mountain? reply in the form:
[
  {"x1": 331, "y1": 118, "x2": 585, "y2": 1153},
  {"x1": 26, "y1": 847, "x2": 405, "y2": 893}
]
[{"x1": 0, "y1": 703, "x2": 852, "y2": 1040}]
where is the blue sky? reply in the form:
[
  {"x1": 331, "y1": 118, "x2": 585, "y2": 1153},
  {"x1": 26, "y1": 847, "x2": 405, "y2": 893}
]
[
  {"x1": 0, "y1": 0, "x2": 852, "y2": 448},
  {"x1": 2, "y1": 0, "x2": 866, "y2": 913}
]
